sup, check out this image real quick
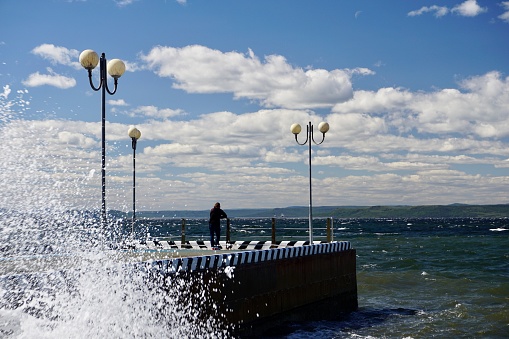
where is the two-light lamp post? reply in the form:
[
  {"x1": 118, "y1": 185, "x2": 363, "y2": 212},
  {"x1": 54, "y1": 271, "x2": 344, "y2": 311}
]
[
  {"x1": 290, "y1": 121, "x2": 330, "y2": 243},
  {"x1": 128, "y1": 127, "x2": 141, "y2": 236},
  {"x1": 79, "y1": 50, "x2": 126, "y2": 228}
]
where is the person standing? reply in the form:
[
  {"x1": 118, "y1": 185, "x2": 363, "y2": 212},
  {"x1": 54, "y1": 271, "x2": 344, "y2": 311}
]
[{"x1": 209, "y1": 202, "x2": 227, "y2": 249}]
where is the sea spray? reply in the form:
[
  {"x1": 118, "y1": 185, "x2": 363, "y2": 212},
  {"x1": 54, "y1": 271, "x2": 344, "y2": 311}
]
[
  {"x1": 0, "y1": 87, "x2": 231, "y2": 338},
  {"x1": 1, "y1": 252, "x2": 231, "y2": 338}
]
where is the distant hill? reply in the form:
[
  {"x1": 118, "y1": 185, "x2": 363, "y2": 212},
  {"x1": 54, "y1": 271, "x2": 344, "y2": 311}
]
[
  {"x1": 129, "y1": 208, "x2": 274, "y2": 219},
  {"x1": 327, "y1": 204, "x2": 509, "y2": 218},
  {"x1": 116, "y1": 204, "x2": 509, "y2": 219}
]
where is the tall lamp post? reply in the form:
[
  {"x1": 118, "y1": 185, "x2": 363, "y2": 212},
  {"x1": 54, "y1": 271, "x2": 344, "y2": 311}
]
[
  {"x1": 79, "y1": 50, "x2": 126, "y2": 228},
  {"x1": 290, "y1": 121, "x2": 330, "y2": 243},
  {"x1": 128, "y1": 127, "x2": 141, "y2": 237}
]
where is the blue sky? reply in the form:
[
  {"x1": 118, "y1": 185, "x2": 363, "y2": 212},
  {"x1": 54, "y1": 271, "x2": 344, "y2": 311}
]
[{"x1": 1, "y1": 0, "x2": 509, "y2": 212}]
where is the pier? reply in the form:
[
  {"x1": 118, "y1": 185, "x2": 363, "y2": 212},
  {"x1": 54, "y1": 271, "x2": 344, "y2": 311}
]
[
  {"x1": 0, "y1": 217, "x2": 358, "y2": 337},
  {"x1": 139, "y1": 240, "x2": 358, "y2": 336}
]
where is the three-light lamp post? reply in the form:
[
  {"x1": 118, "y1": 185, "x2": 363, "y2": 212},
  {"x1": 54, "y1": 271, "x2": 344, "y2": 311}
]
[
  {"x1": 128, "y1": 127, "x2": 141, "y2": 237},
  {"x1": 79, "y1": 50, "x2": 126, "y2": 228},
  {"x1": 290, "y1": 121, "x2": 330, "y2": 243}
]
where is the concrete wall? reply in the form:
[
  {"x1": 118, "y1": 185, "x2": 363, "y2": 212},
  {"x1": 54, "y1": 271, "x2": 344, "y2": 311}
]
[{"x1": 146, "y1": 242, "x2": 357, "y2": 336}]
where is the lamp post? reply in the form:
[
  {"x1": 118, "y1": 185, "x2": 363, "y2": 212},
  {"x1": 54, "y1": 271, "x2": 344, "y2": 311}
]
[
  {"x1": 128, "y1": 127, "x2": 141, "y2": 237},
  {"x1": 290, "y1": 121, "x2": 330, "y2": 243},
  {"x1": 79, "y1": 50, "x2": 126, "y2": 228}
]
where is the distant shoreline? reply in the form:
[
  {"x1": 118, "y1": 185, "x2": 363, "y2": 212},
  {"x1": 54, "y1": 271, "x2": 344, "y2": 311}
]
[{"x1": 111, "y1": 204, "x2": 509, "y2": 219}]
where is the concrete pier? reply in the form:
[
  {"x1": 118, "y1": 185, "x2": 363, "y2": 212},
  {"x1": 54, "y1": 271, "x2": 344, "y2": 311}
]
[{"x1": 143, "y1": 241, "x2": 357, "y2": 336}]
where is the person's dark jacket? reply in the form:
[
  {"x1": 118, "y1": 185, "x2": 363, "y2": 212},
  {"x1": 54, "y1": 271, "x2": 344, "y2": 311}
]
[{"x1": 209, "y1": 207, "x2": 227, "y2": 227}]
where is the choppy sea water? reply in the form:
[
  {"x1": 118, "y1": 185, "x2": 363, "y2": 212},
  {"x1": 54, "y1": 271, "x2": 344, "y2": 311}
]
[
  {"x1": 277, "y1": 218, "x2": 509, "y2": 338},
  {"x1": 162, "y1": 217, "x2": 509, "y2": 338},
  {"x1": 1, "y1": 217, "x2": 508, "y2": 338}
]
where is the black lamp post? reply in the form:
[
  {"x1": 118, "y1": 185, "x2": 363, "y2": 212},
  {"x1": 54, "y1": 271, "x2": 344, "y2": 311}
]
[
  {"x1": 291, "y1": 121, "x2": 330, "y2": 243},
  {"x1": 79, "y1": 50, "x2": 126, "y2": 228},
  {"x1": 128, "y1": 127, "x2": 141, "y2": 236}
]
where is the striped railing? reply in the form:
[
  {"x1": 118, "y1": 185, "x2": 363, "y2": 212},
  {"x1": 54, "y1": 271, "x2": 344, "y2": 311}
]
[
  {"x1": 137, "y1": 240, "x2": 332, "y2": 250},
  {"x1": 142, "y1": 241, "x2": 352, "y2": 273},
  {"x1": 162, "y1": 217, "x2": 335, "y2": 243}
]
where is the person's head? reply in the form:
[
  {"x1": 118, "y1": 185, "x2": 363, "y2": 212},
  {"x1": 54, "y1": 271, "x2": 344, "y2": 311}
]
[{"x1": 214, "y1": 202, "x2": 220, "y2": 208}]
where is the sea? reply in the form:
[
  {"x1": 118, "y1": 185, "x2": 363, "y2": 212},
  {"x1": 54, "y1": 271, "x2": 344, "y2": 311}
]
[
  {"x1": 0, "y1": 216, "x2": 508, "y2": 338},
  {"x1": 274, "y1": 217, "x2": 509, "y2": 338}
]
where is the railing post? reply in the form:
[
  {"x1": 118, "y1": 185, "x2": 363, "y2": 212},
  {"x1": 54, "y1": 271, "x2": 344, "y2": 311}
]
[
  {"x1": 326, "y1": 217, "x2": 332, "y2": 242},
  {"x1": 271, "y1": 217, "x2": 276, "y2": 246},
  {"x1": 331, "y1": 217, "x2": 334, "y2": 241},
  {"x1": 181, "y1": 218, "x2": 186, "y2": 243},
  {"x1": 226, "y1": 218, "x2": 231, "y2": 244}
]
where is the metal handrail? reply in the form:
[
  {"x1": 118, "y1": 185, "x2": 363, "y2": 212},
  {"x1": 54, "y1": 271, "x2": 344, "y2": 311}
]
[{"x1": 153, "y1": 217, "x2": 335, "y2": 243}]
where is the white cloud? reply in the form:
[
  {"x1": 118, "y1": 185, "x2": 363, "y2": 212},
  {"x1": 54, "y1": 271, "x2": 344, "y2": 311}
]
[
  {"x1": 408, "y1": 1, "x2": 487, "y2": 18},
  {"x1": 312, "y1": 151, "x2": 505, "y2": 173},
  {"x1": 114, "y1": 0, "x2": 138, "y2": 6},
  {"x1": 31, "y1": 44, "x2": 81, "y2": 70},
  {"x1": 22, "y1": 68, "x2": 76, "y2": 89},
  {"x1": 2, "y1": 100, "x2": 509, "y2": 211},
  {"x1": 319, "y1": 169, "x2": 507, "y2": 206},
  {"x1": 57, "y1": 131, "x2": 96, "y2": 148},
  {"x1": 452, "y1": 0, "x2": 487, "y2": 17},
  {"x1": 124, "y1": 60, "x2": 143, "y2": 72},
  {"x1": 408, "y1": 5, "x2": 449, "y2": 17},
  {"x1": 0, "y1": 85, "x2": 11, "y2": 99},
  {"x1": 128, "y1": 105, "x2": 184, "y2": 119},
  {"x1": 345, "y1": 68, "x2": 376, "y2": 77},
  {"x1": 108, "y1": 99, "x2": 129, "y2": 106},
  {"x1": 333, "y1": 134, "x2": 506, "y2": 156},
  {"x1": 327, "y1": 113, "x2": 386, "y2": 140},
  {"x1": 4, "y1": 58, "x2": 509, "y2": 210},
  {"x1": 332, "y1": 71, "x2": 509, "y2": 138},
  {"x1": 499, "y1": 1, "x2": 509, "y2": 22},
  {"x1": 141, "y1": 45, "x2": 358, "y2": 109}
]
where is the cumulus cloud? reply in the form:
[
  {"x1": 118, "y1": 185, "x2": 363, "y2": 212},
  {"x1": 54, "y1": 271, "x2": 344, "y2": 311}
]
[
  {"x1": 57, "y1": 131, "x2": 96, "y2": 148},
  {"x1": 327, "y1": 113, "x2": 386, "y2": 141},
  {"x1": 333, "y1": 71, "x2": 509, "y2": 138},
  {"x1": 314, "y1": 153, "x2": 463, "y2": 172},
  {"x1": 408, "y1": 0, "x2": 487, "y2": 18},
  {"x1": 3, "y1": 85, "x2": 509, "y2": 211},
  {"x1": 26, "y1": 44, "x2": 86, "y2": 89},
  {"x1": 31, "y1": 44, "x2": 81, "y2": 69},
  {"x1": 452, "y1": 0, "x2": 487, "y2": 16},
  {"x1": 128, "y1": 105, "x2": 184, "y2": 119},
  {"x1": 108, "y1": 99, "x2": 129, "y2": 106},
  {"x1": 22, "y1": 68, "x2": 76, "y2": 89},
  {"x1": 141, "y1": 45, "x2": 360, "y2": 109},
  {"x1": 499, "y1": 1, "x2": 509, "y2": 22},
  {"x1": 5, "y1": 41, "x2": 509, "y2": 209},
  {"x1": 123, "y1": 60, "x2": 143, "y2": 72}
]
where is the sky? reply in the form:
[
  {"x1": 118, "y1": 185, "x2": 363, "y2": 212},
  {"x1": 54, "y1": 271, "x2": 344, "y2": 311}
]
[{"x1": 1, "y1": 0, "x2": 509, "y2": 212}]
